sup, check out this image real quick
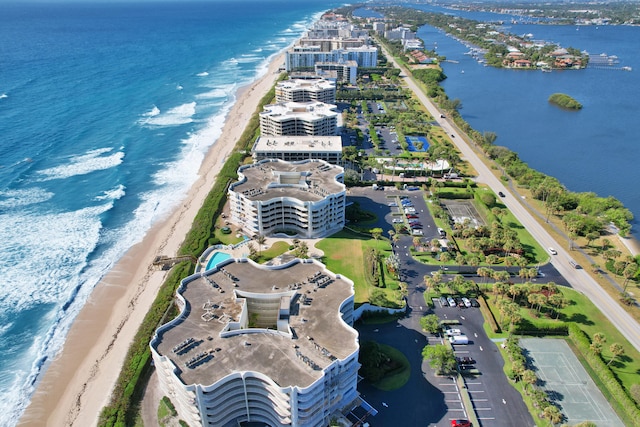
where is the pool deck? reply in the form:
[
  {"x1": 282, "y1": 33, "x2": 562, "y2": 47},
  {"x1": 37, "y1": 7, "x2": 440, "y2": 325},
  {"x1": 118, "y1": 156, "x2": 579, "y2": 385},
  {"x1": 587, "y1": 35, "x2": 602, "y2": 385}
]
[{"x1": 199, "y1": 237, "x2": 326, "y2": 272}]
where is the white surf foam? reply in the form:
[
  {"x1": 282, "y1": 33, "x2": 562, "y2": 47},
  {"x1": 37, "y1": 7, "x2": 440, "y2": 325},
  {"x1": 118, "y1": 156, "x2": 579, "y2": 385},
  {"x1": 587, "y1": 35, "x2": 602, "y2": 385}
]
[
  {"x1": 0, "y1": 93, "x2": 7, "y2": 99},
  {"x1": 142, "y1": 102, "x2": 196, "y2": 127},
  {"x1": 37, "y1": 148, "x2": 124, "y2": 181},
  {"x1": 142, "y1": 105, "x2": 160, "y2": 117},
  {"x1": 0, "y1": 188, "x2": 54, "y2": 209},
  {"x1": 196, "y1": 71, "x2": 209, "y2": 77},
  {"x1": 196, "y1": 87, "x2": 231, "y2": 100},
  {"x1": 95, "y1": 184, "x2": 126, "y2": 201}
]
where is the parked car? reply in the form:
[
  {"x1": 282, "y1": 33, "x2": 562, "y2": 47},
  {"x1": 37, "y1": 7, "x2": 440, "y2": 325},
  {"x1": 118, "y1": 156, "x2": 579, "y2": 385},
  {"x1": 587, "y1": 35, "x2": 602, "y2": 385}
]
[
  {"x1": 447, "y1": 297, "x2": 456, "y2": 307},
  {"x1": 406, "y1": 214, "x2": 419, "y2": 219},
  {"x1": 439, "y1": 296, "x2": 448, "y2": 307},
  {"x1": 456, "y1": 356, "x2": 476, "y2": 365},
  {"x1": 411, "y1": 229, "x2": 423, "y2": 236},
  {"x1": 451, "y1": 420, "x2": 472, "y2": 427},
  {"x1": 445, "y1": 328, "x2": 462, "y2": 336},
  {"x1": 449, "y1": 335, "x2": 469, "y2": 345},
  {"x1": 469, "y1": 298, "x2": 480, "y2": 308},
  {"x1": 392, "y1": 218, "x2": 404, "y2": 224},
  {"x1": 388, "y1": 202, "x2": 398, "y2": 207},
  {"x1": 462, "y1": 297, "x2": 471, "y2": 308}
]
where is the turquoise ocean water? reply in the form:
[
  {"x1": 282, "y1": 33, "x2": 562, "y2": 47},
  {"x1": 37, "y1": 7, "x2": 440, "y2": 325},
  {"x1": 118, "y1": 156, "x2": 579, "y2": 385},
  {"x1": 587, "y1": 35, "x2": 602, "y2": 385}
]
[{"x1": 0, "y1": 1, "x2": 342, "y2": 422}]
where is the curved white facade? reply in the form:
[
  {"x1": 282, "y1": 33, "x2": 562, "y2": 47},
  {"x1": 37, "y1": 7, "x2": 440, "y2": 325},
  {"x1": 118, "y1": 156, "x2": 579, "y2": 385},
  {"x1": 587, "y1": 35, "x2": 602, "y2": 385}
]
[
  {"x1": 259, "y1": 101, "x2": 338, "y2": 137},
  {"x1": 275, "y1": 79, "x2": 336, "y2": 104},
  {"x1": 228, "y1": 159, "x2": 345, "y2": 239},
  {"x1": 150, "y1": 258, "x2": 360, "y2": 427}
]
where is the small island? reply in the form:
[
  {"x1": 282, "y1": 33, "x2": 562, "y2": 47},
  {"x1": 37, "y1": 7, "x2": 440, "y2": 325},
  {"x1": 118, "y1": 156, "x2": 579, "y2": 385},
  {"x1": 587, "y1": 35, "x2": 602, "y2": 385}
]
[{"x1": 548, "y1": 93, "x2": 583, "y2": 110}]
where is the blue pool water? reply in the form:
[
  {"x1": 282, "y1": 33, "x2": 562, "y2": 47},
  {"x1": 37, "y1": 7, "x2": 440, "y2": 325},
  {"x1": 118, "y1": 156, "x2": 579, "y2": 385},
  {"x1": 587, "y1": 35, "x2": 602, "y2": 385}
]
[
  {"x1": 406, "y1": 136, "x2": 429, "y2": 152},
  {"x1": 206, "y1": 252, "x2": 232, "y2": 271}
]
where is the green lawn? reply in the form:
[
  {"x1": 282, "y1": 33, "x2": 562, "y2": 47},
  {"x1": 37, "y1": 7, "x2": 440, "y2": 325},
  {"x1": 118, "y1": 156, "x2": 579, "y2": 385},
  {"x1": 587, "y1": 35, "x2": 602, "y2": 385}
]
[
  {"x1": 316, "y1": 230, "x2": 403, "y2": 306},
  {"x1": 484, "y1": 286, "x2": 640, "y2": 395},
  {"x1": 370, "y1": 343, "x2": 411, "y2": 391},
  {"x1": 213, "y1": 226, "x2": 245, "y2": 245},
  {"x1": 255, "y1": 241, "x2": 290, "y2": 263}
]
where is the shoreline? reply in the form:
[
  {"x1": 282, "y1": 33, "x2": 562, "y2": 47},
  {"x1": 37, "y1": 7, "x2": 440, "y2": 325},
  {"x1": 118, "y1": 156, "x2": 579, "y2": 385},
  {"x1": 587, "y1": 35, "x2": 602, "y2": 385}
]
[{"x1": 19, "y1": 53, "x2": 285, "y2": 427}]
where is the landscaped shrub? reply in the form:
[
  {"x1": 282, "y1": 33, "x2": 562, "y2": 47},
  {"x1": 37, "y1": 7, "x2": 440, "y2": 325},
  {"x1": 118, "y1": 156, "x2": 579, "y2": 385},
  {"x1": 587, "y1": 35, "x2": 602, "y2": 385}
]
[
  {"x1": 568, "y1": 324, "x2": 640, "y2": 425},
  {"x1": 479, "y1": 294, "x2": 501, "y2": 333}
]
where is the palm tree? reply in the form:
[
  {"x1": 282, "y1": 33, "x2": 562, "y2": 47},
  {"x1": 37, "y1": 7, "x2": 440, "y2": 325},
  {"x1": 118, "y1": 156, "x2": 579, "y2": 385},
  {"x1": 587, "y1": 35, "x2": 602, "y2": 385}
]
[
  {"x1": 522, "y1": 369, "x2": 537, "y2": 395},
  {"x1": 256, "y1": 234, "x2": 266, "y2": 256},
  {"x1": 608, "y1": 343, "x2": 625, "y2": 366},
  {"x1": 542, "y1": 405, "x2": 563, "y2": 426}
]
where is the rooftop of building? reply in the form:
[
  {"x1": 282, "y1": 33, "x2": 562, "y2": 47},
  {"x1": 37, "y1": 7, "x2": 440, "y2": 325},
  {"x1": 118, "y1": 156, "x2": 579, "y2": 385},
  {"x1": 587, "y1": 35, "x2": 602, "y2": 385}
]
[
  {"x1": 252, "y1": 135, "x2": 342, "y2": 154},
  {"x1": 153, "y1": 258, "x2": 358, "y2": 388},
  {"x1": 231, "y1": 159, "x2": 344, "y2": 202},
  {"x1": 260, "y1": 101, "x2": 338, "y2": 121},
  {"x1": 276, "y1": 79, "x2": 336, "y2": 91}
]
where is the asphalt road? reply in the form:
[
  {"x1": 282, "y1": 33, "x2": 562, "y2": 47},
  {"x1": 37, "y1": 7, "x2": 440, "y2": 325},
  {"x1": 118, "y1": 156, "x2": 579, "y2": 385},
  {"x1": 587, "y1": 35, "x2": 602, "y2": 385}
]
[{"x1": 381, "y1": 45, "x2": 640, "y2": 354}]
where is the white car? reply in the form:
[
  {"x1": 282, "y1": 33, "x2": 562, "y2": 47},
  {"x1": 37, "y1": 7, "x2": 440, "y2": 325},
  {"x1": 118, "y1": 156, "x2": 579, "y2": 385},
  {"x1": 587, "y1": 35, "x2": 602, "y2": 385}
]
[
  {"x1": 548, "y1": 247, "x2": 557, "y2": 255},
  {"x1": 392, "y1": 218, "x2": 404, "y2": 224},
  {"x1": 447, "y1": 297, "x2": 456, "y2": 307},
  {"x1": 412, "y1": 229, "x2": 423, "y2": 236},
  {"x1": 462, "y1": 297, "x2": 471, "y2": 308}
]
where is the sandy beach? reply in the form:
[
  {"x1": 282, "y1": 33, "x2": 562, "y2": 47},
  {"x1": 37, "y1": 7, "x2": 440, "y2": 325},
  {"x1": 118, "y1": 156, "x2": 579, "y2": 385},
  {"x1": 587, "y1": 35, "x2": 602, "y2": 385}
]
[{"x1": 19, "y1": 53, "x2": 285, "y2": 427}]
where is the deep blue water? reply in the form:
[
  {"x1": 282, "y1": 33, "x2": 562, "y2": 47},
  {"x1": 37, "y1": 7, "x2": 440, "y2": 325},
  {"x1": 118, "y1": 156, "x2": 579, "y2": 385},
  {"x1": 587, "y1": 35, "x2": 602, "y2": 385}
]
[
  {"x1": 358, "y1": 4, "x2": 640, "y2": 235},
  {"x1": 0, "y1": 1, "x2": 342, "y2": 423},
  {"x1": 409, "y1": 5, "x2": 640, "y2": 235}
]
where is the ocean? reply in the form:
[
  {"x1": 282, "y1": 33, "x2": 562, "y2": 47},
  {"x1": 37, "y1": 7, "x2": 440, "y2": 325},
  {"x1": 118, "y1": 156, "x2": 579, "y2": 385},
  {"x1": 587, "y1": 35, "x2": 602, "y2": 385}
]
[{"x1": 0, "y1": 0, "x2": 342, "y2": 423}]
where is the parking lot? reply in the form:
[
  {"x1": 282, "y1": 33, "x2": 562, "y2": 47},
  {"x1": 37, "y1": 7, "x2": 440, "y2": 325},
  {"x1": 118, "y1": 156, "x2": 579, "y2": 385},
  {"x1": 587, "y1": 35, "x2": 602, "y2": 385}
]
[
  {"x1": 350, "y1": 186, "x2": 534, "y2": 426},
  {"x1": 431, "y1": 301, "x2": 533, "y2": 426}
]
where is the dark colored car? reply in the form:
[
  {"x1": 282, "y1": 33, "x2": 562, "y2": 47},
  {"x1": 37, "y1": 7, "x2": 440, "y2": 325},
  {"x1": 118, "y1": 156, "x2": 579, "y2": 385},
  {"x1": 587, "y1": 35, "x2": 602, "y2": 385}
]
[
  {"x1": 456, "y1": 356, "x2": 476, "y2": 365},
  {"x1": 406, "y1": 214, "x2": 419, "y2": 219},
  {"x1": 469, "y1": 298, "x2": 480, "y2": 307},
  {"x1": 498, "y1": 191, "x2": 505, "y2": 197}
]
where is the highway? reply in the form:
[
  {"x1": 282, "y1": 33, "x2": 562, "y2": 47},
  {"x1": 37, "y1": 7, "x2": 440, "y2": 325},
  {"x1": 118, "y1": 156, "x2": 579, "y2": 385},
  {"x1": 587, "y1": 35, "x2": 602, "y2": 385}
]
[{"x1": 382, "y1": 45, "x2": 640, "y2": 353}]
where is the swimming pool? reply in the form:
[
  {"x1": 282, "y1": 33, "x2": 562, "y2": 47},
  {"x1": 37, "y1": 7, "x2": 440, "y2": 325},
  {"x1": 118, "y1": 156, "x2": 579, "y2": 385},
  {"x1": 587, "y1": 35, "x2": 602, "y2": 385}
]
[{"x1": 206, "y1": 251, "x2": 232, "y2": 270}]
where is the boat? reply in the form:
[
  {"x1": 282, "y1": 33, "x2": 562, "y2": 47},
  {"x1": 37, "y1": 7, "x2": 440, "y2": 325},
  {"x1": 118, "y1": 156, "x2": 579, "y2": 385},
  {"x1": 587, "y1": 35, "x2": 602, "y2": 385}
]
[
  {"x1": 541, "y1": 67, "x2": 552, "y2": 73},
  {"x1": 622, "y1": 66, "x2": 632, "y2": 71}
]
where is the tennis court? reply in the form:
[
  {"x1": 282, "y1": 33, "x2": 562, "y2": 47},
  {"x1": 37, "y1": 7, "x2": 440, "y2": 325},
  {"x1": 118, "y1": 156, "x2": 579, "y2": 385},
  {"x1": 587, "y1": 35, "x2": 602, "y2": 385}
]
[
  {"x1": 442, "y1": 200, "x2": 485, "y2": 228},
  {"x1": 519, "y1": 338, "x2": 622, "y2": 426}
]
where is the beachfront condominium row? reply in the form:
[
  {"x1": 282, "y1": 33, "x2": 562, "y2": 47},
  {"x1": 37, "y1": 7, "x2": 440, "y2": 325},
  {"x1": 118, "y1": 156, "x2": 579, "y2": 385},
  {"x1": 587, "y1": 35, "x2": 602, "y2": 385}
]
[
  {"x1": 150, "y1": 257, "x2": 360, "y2": 427},
  {"x1": 274, "y1": 78, "x2": 336, "y2": 104},
  {"x1": 228, "y1": 159, "x2": 346, "y2": 239},
  {"x1": 252, "y1": 78, "x2": 344, "y2": 164},
  {"x1": 285, "y1": 45, "x2": 377, "y2": 72},
  {"x1": 285, "y1": 14, "x2": 377, "y2": 73},
  {"x1": 259, "y1": 101, "x2": 338, "y2": 137}
]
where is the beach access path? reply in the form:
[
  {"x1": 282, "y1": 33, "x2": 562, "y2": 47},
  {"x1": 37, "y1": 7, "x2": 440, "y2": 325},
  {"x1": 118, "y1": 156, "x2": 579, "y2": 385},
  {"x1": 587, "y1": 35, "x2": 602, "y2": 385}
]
[
  {"x1": 378, "y1": 43, "x2": 640, "y2": 354},
  {"x1": 19, "y1": 54, "x2": 286, "y2": 427}
]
